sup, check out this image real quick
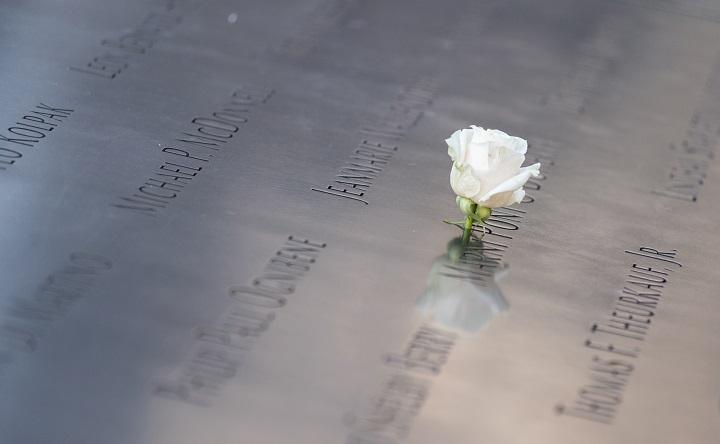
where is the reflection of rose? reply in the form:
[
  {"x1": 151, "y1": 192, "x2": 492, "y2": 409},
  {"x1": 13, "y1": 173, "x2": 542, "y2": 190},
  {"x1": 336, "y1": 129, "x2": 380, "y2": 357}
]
[
  {"x1": 416, "y1": 239, "x2": 509, "y2": 332},
  {"x1": 447, "y1": 126, "x2": 540, "y2": 208}
]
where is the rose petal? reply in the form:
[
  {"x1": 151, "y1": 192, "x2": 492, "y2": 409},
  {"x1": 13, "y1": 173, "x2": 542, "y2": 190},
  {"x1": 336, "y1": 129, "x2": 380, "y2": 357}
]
[
  {"x1": 445, "y1": 129, "x2": 464, "y2": 164},
  {"x1": 450, "y1": 165, "x2": 483, "y2": 198},
  {"x1": 477, "y1": 190, "x2": 516, "y2": 208},
  {"x1": 474, "y1": 163, "x2": 540, "y2": 205},
  {"x1": 465, "y1": 140, "x2": 491, "y2": 171},
  {"x1": 485, "y1": 129, "x2": 527, "y2": 155},
  {"x1": 472, "y1": 147, "x2": 525, "y2": 191},
  {"x1": 510, "y1": 188, "x2": 526, "y2": 204}
]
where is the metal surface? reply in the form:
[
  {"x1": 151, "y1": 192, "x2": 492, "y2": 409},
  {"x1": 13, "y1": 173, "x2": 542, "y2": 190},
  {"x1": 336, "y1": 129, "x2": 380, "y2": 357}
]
[{"x1": 1, "y1": 0, "x2": 720, "y2": 442}]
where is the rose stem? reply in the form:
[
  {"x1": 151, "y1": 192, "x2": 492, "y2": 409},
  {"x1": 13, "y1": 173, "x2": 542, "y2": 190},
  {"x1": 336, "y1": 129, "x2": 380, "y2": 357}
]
[{"x1": 462, "y1": 203, "x2": 477, "y2": 246}]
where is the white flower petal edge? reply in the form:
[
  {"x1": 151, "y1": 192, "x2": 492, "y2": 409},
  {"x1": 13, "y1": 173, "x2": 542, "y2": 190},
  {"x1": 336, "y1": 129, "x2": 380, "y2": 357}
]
[
  {"x1": 475, "y1": 163, "x2": 540, "y2": 203},
  {"x1": 447, "y1": 126, "x2": 540, "y2": 209}
]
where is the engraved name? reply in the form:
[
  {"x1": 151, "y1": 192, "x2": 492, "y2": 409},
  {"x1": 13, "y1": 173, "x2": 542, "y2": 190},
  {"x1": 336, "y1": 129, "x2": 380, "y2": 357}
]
[
  {"x1": 0, "y1": 103, "x2": 74, "y2": 171},
  {"x1": 436, "y1": 237, "x2": 503, "y2": 284},
  {"x1": 0, "y1": 253, "x2": 112, "y2": 372},
  {"x1": 312, "y1": 78, "x2": 437, "y2": 205},
  {"x1": 556, "y1": 247, "x2": 683, "y2": 424},
  {"x1": 344, "y1": 324, "x2": 457, "y2": 444},
  {"x1": 70, "y1": 1, "x2": 184, "y2": 79},
  {"x1": 112, "y1": 86, "x2": 274, "y2": 216},
  {"x1": 155, "y1": 235, "x2": 326, "y2": 406},
  {"x1": 653, "y1": 57, "x2": 720, "y2": 202}
]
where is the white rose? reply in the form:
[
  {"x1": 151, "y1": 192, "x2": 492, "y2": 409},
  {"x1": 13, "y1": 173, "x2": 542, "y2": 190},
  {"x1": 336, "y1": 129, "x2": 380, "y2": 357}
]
[{"x1": 446, "y1": 126, "x2": 541, "y2": 208}]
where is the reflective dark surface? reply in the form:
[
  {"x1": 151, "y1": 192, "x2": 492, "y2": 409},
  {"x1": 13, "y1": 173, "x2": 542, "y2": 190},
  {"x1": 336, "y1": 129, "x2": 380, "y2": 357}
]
[
  {"x1": 416, "y1": 236, "x2": 509, "y2": 332},
  {"x1": 1, "y1": 0, "x2": 720, "y2": 442}
]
